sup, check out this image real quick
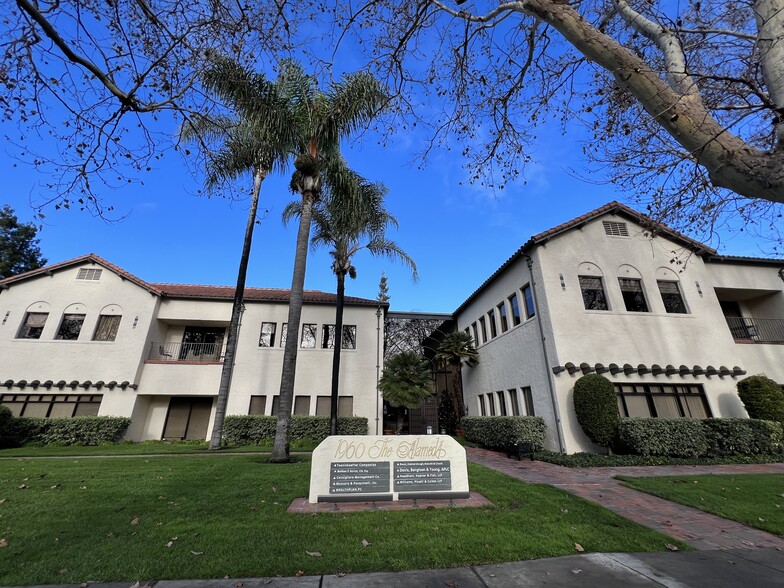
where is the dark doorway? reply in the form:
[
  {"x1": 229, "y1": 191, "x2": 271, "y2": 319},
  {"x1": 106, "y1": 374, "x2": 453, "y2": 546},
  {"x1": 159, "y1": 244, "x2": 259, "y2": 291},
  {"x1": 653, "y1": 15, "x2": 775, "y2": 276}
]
[
  {"x1": 163, "y1": 397, "x2": 213, "y2": 440},
  {"x1": 179, "y1": 327, "x2": 225, "y2": 361}
]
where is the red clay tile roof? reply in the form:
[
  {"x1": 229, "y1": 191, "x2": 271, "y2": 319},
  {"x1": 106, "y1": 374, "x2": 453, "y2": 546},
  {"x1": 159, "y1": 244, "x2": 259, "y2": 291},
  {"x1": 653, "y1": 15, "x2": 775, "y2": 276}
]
[
  {"x1": 453, "y1": 201, "x2": 718, "y2": 316},
  {"x1": 152, "y1": 283, "x2": 379, "y2": 306},
  {"x1": 0, "y1": 254, "x2": 380, "y2": 306}
]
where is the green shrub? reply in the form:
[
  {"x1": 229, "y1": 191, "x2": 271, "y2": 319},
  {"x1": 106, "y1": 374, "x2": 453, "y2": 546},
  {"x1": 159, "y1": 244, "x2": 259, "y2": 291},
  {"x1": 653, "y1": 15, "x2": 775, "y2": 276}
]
[
  {"x1": 737, "y1": 375, "x2": 784, "y2": 425},
  {"x1": 572, "y1": 374, "x2": 619, "y2": 448},
  {"x1": 703, "y1": 418, "x2": 782, "y2": 456},
  {"x1": 460, "y1": 416, "x2": 546, "y2": 451},
  {"x1": 618, "y1": 418, "x2": 708, "y2": 457},
  {"x1": 15, "y1": 416, "x2": 131, "y2": 445},
  {"x1": 534, "y1": 450, "x2": 783, "y2": 468},
  {"x1": 222, "y1": 415, "x2": 368, "y2": 446},
  {"x1": 0, "y1": 406, "x2": 23, "y2": 449}
]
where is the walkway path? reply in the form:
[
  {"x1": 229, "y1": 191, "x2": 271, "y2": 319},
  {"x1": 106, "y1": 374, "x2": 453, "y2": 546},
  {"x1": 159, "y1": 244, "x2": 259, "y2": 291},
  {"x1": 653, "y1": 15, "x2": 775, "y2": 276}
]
[{"x1": 466, "y1": 447, "x2": 784, "y2": 551}]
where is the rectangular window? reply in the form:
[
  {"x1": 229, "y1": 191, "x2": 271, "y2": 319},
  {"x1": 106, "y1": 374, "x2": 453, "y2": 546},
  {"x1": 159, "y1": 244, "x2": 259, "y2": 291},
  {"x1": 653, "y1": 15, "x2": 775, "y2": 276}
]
[
  {"x1": 316, "y1": 396, "x2": 331, "y2": 416},
  {"x1": 259, "y1": 322, "x2": 277, "y2": 347},
  {"x1": 509, "y1": 294, "x2": 521, "y2": 326},
  {"x1": 293, "y1": 396, "x2": 311, "y2": 415},
  {"x1": 487, "y1": 392, "x2": 496, "y2": 415},
  {"x1": 657, "y1": 281, "x2": 688, "y2": 314},
  {"x1": 280, "y1": 323, "x2": 287, "y2": 347},
  {"x1": 56, "y1": 314, "x2": 86, "y2": 340},
  {"x1": 471, "y1": 322, "x2": 479, "y2": 345},
  {"x1": 478, "y1": 317, "x2": 488, "y2": 343},
  {"x1": 521, "y1": 387, "x2": 535, "y2": 416},
  {"x1": 338, "y1": 396, "x2": 354, "y2": 416},
  {"x1": 508, "y1": 388, "x2": 520, "y2": 416},
  {"x1": 0, "y1": 394, "x2": 101, "y2": 418},
  {"x1": 487, "y1": 310, "x2": 497, "y2": 338},
  {"x1": 496, "y1": 391, "x2": 507, "y2": 416},
  {"x1": 93, "y1": 315, "x2": 121, "y2": 341},
  {"x1": 522, "y1": 284, "x2": 536, "y2": 319},
  {"x1": 619, "y1": 278, "x2": 649, "y2": 312},
  {"x1": 579, "y1": 276, "x2": 609, "y2": 310},
  {"x1": 498, "y1": 302, "x2": 508, "y2": 332},
  {"x1": 321, "y1": 324, "x2": 357, "y2": 349},
  {"x1": 271, "y1": 396, "x2": 280, "y2": 416},
  {"x1": 249, "y1": 395, "x2": 267, "y2": 415},
  {"x1": 17, "y1": 312, "x2": 48, "y2": 339},
  {"x1": 615, "y1": 383, "x2": 711, "y2": 418},
  {"x1": 478, "y1": 395, "x2": 486, "y2": 416},
  {"x1": 300, "y1": 324, "x2": 317, "y2": 348}
]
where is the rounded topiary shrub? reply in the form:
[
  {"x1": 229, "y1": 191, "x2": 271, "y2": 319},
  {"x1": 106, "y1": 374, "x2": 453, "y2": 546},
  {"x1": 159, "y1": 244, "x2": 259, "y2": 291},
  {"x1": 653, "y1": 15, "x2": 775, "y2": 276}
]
[
  {"x1": 573, "y1": 374, "x2": 619, "y2": 449},
  {"x1": 0, "y1": 406, "x2": 21, "y2": 449},
  {"x1": 737, "y1": 374, "x2": 784, "y2": 425}
]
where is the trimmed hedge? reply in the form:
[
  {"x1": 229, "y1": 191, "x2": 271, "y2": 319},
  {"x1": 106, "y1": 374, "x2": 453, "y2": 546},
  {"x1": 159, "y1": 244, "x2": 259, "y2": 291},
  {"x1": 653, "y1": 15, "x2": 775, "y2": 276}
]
[
  {"x1": 573, "y1": 374, "x2": 619, "y2": 448},
  {"x1": 460, "y1": 416, "x2": 546, "y2": 451},
  {"x1": 222, "y1": 415, "x2": 368, "y2": 445},
  {"x1": 618, "y1": 417, "x2": 783, "y2": 458},
  {"x1": 16, "y1": 416, "x2": 131, "y2": 445},
  {"x1": 737, "y1": 375, "x2": 784, "y2": 425}
]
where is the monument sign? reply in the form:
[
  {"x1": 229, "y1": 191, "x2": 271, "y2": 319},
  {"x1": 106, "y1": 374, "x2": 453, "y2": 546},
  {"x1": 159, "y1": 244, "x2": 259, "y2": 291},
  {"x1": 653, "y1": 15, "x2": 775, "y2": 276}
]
[{"x1": 309, "y1": 435, "x2": 469, "y2": 503}]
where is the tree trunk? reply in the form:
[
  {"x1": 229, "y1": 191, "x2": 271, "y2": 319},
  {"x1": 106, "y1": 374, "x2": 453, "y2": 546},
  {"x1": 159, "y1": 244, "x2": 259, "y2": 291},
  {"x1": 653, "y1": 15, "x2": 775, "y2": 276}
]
[
  {"x1": 208, "y1": 168, "x2": 264, "y2": 450},
  {"x1": 451, "y1": 362, "x2": 465, "y2": 427},
  {"x1": 329, "y1": 271, "x2": 347, "y2": 436},
  {"x1": 271, "y1": 190, "x2": 316, "y2": 463}
]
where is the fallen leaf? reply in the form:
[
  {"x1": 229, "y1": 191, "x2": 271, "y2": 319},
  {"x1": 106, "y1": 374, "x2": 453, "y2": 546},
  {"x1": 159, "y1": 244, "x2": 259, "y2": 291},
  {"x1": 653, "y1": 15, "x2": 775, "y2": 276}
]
[
  {"x1": 446, "y1": 581, "x2": 460, "y2": 588},
  {"x1": 560, "y1": 508, "x2": 568, "y2": 513},
  {"x1": 234, "y1": 582, "x2": 244, "y2": 588},
  {"x1": 165, "y1": 541, "x2": 175, "y2": 548},
  {"x1": 80, "y1": 486, "x2": 87, "y2": 490},
  {"x1": 130, "y1": 517, "x2": 139, "y2": 525},
  {"x1": 666, "y1": 544, "x2": 679, "y2": 551},
  {"x1": 574, "y1": 543, "x2": 585, "y2": 552},
  {"x1": 571, "y1": 569, "x2": 582, "y2": 574},
  {"x1": 759, "y1": 517, "x2": 765, "y2": 522},
  {"x1": 742, "y1": 540, "x2": 755, "y2": 547},
  {"x1": 295, "y1": 570, "x2": 304, "y2": 577},
  {"x1": 0, "y1": 538, "x2": 8, "y2": 548},
  {"x1": 306, "y1": 551, "x2": 322, "y2": 557},
  {"x1": 272, "y1": 486, "x2": 278, "y2": 493},
  {"x1": 262, "y1": 578, "x2": 273, "y2": 585},
  {"x1": 191, "y1": 551, "x2": 204, "y2": 556},
  {"x1": 361, "y1": 539, "x2": 370, "y2": 547},
  {"x1": 0, "y1": 499, "x2": 5, "y2": 503},
  {"x1": 18, "y1": 484, "x2": 28, "y2": 490},
  {"x1": 335, "y1": 573, "x2": 346, "y2": 578},
  {"x1": 50, "y1": 484, "x2": 61, "y2": 490},
  {"x1": 58, "y1": 568, "x2": 68, "y2": 574}
]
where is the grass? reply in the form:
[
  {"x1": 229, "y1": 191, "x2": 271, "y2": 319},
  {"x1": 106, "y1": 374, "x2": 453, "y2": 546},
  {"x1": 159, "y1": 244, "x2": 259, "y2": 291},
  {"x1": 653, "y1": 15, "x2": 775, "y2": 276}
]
[
  {"x1": 618, "y1": 474, "x2": 784, "y2": 536},
  {"x1": 0, "y1": 455, "x2": 688, "y2": 585},
  {"x1": 0, "y1": 439, "x2": 319, "y2": 457}
]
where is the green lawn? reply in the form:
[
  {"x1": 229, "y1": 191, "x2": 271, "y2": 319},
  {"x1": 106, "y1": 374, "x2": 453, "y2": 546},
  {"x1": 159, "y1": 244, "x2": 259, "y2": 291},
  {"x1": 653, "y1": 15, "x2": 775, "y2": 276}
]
[
  {"x1": 0, "y1": 440, "x2": 319, "y2": 457},
  {"x1": 618, "y1": 474, "x2": 784, "y2": 536},
  {"x1": 0, "y1": 456, "x2": 687, "y2": 585}
]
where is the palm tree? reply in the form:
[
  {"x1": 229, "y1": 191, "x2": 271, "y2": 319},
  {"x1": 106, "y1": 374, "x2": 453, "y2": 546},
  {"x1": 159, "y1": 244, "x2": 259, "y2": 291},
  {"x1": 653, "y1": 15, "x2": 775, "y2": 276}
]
[
  {"x1": 180, "y1": 55, "x2": 300, "y2": 450},
  {"x1": 283, "y1": 160, "x2": 417, "y2": 436},
  {"x1": 435, "y1": 331, "x2": 479, "y2": 432},
  {"x1": 378, "y1": 351, "x2": 433, "y2": 433},
  {"x1": 270, "y1": 70, "x2": 387, "y2": 463}
]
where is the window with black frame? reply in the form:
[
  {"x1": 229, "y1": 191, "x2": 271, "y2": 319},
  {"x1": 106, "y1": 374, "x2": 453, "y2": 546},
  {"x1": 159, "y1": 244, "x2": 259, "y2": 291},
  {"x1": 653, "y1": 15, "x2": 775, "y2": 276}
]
[{"x1": 578, "y1": 276, "x2": 609, "y2": 310}]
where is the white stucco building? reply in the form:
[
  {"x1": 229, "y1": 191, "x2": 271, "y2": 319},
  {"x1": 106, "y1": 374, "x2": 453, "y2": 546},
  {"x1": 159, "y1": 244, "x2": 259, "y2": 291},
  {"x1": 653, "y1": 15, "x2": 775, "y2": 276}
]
[
  {"x1": 454, "y1": 202, "x2": 784, "y2": 453},
  {"x1": 0, "y1": 254, "x2": 385, "y2": 441}
]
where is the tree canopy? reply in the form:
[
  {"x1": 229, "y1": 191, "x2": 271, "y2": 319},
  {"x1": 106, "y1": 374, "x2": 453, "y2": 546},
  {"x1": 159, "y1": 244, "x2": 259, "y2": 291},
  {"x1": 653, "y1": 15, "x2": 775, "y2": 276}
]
[
  {"x1": 5, "y1": 0, "x2": 784, "y2": 243},
  {"x1": 0, "y1": 205, "x2": 47, "y2": 279}
]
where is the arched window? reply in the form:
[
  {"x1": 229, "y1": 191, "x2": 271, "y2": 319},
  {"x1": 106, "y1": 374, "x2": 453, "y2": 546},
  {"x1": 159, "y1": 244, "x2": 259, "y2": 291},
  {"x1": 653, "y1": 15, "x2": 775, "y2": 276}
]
[
  {"x1": 655, "y1": 268, "x2": 688, "y2": 314},
  {"x1": 617, "y1": 265, "x2": 649, "y2": 313},
  {"x1": 577, "y1": 262, "x2": 608, "y2": 311},
  {"x1": 56, "y1": 303, "x2": 88, "y2": 340},
  {"x1": 17, "y1": 301, "x2": 51, "y2": 339},
  {"x1": 93, "y1": 304, "x2": 123, "y2": 341}
]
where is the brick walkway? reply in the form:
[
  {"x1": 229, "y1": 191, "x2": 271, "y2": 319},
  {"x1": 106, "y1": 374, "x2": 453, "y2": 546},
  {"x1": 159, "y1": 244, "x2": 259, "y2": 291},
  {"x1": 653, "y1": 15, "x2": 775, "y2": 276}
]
[{"x1": 466, "y1": 447, "x2": 784, "y2": 551}]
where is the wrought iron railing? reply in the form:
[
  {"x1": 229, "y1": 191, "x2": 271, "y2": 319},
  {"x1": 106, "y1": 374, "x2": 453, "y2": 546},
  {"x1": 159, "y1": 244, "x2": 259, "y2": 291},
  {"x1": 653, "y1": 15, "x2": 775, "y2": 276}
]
[
  {"x1": 147, "y1": 341, "x2": 225, "y2": 362},
  {"x1": 724, "y1": 317, "x2": 784, "y2": 343}
]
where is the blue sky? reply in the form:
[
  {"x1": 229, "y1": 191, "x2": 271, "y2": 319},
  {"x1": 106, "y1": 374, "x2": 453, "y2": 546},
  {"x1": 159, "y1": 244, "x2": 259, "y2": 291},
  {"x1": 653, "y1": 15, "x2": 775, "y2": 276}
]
[{"x1": 3, "y1": 110, "x2": 770, "y2": 314}]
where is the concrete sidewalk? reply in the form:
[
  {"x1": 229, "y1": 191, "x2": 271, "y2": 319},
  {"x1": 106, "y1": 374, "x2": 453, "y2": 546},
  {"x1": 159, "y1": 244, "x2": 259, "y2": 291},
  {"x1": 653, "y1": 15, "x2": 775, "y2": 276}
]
[{"x1": 10, "y1": 548, "x2": 784, "y2": 587}]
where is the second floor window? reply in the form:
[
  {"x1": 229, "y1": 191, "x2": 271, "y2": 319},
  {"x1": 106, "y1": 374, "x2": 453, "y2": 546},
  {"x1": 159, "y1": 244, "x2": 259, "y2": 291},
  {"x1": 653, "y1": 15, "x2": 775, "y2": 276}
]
[
  {"x1": 579, "y1": 276, "x2": 609, "y2": 310},
  {"x1": 17, "y1": 312, "x2": 48, "y2": 339},
  {"x1": 619, "y1": 278, "x2": 649, "y2": 312},
  {"x1": 93, "y1": 315, "x2": 121, "y2": 342},
  {"x1": 522, "y1": 284, "x2": 536, "y2": 319},
  {"x1": 300, "y1": 324, "x2": 317, "y2": 348},
  {"x1": 498, "y1": 302, "x2": 508, "y2": 332},
  {"x1": 658, "y1": 281, "x2": 687, "y2": 314},
  {"x1": 56, "y1": 314, "x2": 86, "y2": 340},
  {"x1": 259, "y1": 322, "x2": 277, "y2": 347},
  {"x1": 321, "y1": 324, "x2": 357, "y2": 349},
  {"x1": 509, "y1": 294, "x2": 521, "y2": 325}
]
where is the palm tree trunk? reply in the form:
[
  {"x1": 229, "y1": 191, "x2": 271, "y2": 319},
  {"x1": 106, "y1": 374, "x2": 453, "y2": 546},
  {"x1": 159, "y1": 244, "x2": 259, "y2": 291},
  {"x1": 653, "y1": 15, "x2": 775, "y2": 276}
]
[
  {"x1": 451, "y1": 363, "x2": 465, "y2": 428},
  {"x1": 209, "y1": 168, "x2": 264, "y2": 450},
  {"x1": 271, "y1": 190, "x2": 316, "y2": 463},
  {"x1": 329, "y1": 271, "x2": 346, "y2": 436}
]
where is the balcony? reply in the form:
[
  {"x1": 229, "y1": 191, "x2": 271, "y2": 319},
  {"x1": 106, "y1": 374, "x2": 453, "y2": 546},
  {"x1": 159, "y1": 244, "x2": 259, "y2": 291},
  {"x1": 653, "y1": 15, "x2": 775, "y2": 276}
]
[
  {"x1": 724, "y1": 317, "x2": 784, "y2": 343},
  {"x1": 147, "y1": 341, "x2": 225, "y2": 363}
]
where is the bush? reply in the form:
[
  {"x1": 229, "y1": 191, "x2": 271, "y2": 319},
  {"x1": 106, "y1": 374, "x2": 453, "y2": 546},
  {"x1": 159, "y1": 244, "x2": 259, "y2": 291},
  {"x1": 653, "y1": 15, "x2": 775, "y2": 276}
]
[
  {"x1": 737, "y1": 375, "x2": 784, "y2": 425},
  {"x1": 15, "y1": 416, "x2": 131, "y2": 445},
  {"x1": 460, "y1": 416, "x2": 546, "y2": 451},
  {"x1": 0, "y1": 406, "x2": 23, "y2": 449},
  {"x1": 222, "y1": 415, "x2": 368, "y2": 446},
  {"x1": 618, "y1": 418, "x2": 708, "y2": 457},
  {"x1": 534, "y1": 450, "x2": 783, "y2": 468},
  {"x1": 703, "y1": 418, "x2": 782, "y2": 456},
  {"x1": 572, "y1": 374, "x2": 619, "y2": 448}
]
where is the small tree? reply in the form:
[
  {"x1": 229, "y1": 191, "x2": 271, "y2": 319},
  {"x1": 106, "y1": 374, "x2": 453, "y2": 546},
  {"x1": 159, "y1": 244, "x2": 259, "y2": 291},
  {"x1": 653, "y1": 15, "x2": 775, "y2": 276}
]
[
  {"x1": 0, "y1": 205, "x2": 47, "y2": 279},
  {"x1": 435, "y1": 331, "x2": 479, "y2": 433},
  {"x1": 573, "y1": 374, "x2": 619, "y2": 450},
  {"x1": 737, "y1": 375, "x2": 784, "y2": 425},
  {"x1": 378, "y1": 351, "x2": 433, "y2": 432}
]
